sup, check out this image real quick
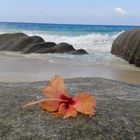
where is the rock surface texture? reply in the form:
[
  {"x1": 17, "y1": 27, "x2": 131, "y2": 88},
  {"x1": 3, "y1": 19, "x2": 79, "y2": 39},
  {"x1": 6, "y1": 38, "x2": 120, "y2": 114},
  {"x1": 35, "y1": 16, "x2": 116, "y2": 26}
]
[
  {"x1": 111, "y1": 29, "x2": 140, "y2": 67},
  {"x1": 0, "y1": 33, "x2": 88, "y2": 55},
  {"x1": 0, "y1": 78, "x2": 140, "y2": 140}
]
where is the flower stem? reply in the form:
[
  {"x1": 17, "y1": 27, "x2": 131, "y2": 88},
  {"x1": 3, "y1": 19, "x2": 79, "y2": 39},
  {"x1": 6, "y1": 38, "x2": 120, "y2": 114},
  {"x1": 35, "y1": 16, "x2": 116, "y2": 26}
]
[{"x1": 22, "y1": 99, "x2": 68, "y2": 109}]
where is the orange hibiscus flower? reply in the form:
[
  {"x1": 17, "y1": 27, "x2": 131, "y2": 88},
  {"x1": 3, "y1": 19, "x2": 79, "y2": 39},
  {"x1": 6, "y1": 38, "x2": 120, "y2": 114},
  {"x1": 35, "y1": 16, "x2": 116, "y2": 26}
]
[{"x1": 23, "y1": 75, "x2": 96, "y2": 118}]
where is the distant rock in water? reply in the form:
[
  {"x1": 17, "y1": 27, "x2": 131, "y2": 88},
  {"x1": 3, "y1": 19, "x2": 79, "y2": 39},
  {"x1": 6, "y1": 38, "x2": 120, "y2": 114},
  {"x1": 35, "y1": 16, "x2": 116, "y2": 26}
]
[
  {"x1": 53, "y1": 42, "x2": 75, "y2": 53},
  {"x1": 111, "y1": 30, "x2": 140, "y2": 67},
  {"x1": 23, "y1": 42, "x2": 57, "y2": 53},
  {"x1": 0, "y1": 33, "x2": 88, "y2": 55},
  {"x1": 71, "y1": 49, "x2": 88, "y2": 55},
  {"x1": 0, "y1": 33, "x2": 44, "y2": 52}
]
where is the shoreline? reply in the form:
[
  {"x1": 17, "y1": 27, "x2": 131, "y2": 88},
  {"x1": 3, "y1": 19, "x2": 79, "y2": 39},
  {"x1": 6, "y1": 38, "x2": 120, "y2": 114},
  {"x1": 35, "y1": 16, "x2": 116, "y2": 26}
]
[{"x1": 0, "y1": 65, "x2": 140, "y2": 85}]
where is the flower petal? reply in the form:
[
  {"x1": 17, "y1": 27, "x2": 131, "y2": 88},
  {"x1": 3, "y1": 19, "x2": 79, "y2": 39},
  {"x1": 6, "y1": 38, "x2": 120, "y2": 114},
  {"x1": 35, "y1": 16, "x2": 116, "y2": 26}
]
[
  {"x1": 73, "y1": 93, "x2": 96, "y2": 116},
  {"x1": 53, "y1": 103, "x2": 77, "y2": 118},
  {"x1": 44, "y1": 75, "x2": 68, "y2": 99},
  {"x1": 63, "y1": 105, "x2": 78, "y2": 119},
  {"x1": 40, "y1": 100, "x2": 59, "y2": 112}
]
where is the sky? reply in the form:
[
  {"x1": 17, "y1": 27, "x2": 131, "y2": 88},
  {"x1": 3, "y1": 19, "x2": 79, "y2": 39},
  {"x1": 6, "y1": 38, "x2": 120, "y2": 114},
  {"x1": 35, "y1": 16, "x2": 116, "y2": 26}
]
[{"x1": 0, "y1": 0, "x2": 140, "y2": 25}]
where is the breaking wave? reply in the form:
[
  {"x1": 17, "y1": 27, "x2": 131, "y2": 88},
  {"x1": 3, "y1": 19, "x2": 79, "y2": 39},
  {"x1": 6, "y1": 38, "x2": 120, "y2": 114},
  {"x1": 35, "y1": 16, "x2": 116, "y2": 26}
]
[{"x1": 25, "y1": 31, "x2": 123, "y2": 52}]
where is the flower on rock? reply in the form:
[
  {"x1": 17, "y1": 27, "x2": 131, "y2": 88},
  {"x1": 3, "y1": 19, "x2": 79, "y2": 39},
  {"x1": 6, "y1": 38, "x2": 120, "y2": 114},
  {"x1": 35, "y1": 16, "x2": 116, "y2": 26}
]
[{"x1": 23, "y1": 75, "x2": 96, "y2": 118}]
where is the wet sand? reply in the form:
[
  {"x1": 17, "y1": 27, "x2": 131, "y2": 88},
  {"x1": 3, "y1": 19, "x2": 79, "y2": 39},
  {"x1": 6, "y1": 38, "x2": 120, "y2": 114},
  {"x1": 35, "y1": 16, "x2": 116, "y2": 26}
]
[{"x1": 0, "y1": 58, "x2": 140, "y2": 84}]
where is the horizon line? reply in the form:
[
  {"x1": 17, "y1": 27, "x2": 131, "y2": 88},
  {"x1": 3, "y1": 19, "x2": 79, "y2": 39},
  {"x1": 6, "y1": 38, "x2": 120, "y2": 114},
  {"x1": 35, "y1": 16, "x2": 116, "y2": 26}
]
[{"x1": 0, "y1": 21, "x2": 140, "y2": 27}]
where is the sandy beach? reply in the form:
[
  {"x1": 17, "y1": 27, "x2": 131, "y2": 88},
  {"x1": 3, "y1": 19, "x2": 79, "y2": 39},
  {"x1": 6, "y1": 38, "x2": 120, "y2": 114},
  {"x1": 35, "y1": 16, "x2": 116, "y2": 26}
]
[
  {"x1": 0, "y1": 53, "x2": 140, "y2": 84},
  {"x1": 1, "y1": 66, "x2": 140, "y2": 85}
]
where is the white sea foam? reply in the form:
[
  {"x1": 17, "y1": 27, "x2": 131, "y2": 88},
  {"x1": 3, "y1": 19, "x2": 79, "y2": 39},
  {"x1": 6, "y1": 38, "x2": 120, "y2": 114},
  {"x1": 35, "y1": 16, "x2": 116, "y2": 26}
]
[{"x1": 24, "y1": 31, "x2": 123, "y2": 52}]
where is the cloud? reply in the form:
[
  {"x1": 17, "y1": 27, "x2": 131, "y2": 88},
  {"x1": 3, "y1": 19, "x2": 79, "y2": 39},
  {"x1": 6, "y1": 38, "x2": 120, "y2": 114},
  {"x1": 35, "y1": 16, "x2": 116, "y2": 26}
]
[{"x1": 114, "y1": 8, "x2": 128, "y2": 16}]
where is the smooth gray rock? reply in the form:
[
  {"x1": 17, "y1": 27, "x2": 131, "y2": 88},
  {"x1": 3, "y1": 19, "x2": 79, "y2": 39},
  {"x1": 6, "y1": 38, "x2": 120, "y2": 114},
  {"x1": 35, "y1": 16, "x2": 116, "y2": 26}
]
[
  {"x1": 0, "y1": 33, "x2": 88, "y2": 55},
  {"x1": 71, "y1": 49, "x2": 88, "y2": 55},
  {"x1": 111, "y1": 30, "x2": 140, "y2": 67},
  {"x1": 23, "y1": 42, "x2": 57, "y2": 53},
  {"x1": 53, "y1": 42, "x2": 76, "y2": 53},
  {"x1": 0, "y1": 33, "x2": 45, "y2": 52},
  {"x1": 0, "y1": 77, "x2": 140, "y2": 140},
  {"x1": 52, "y1": 43, "x2": 88, "y2": 54}
]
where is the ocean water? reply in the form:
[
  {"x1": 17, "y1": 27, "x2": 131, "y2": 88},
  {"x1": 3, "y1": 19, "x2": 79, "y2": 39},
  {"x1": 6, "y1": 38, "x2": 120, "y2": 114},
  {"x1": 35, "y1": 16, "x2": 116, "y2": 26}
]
[{"x1": 0, "y1": 22, "x2": 140, "y2": 82}]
